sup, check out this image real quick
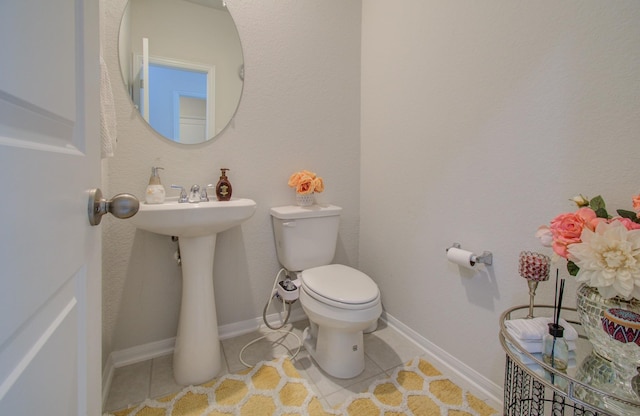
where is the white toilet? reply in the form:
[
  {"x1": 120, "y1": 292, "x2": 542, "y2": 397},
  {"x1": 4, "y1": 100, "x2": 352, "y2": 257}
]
[{"x1": 270, "y1": 204, "x2": 382, "y2": 379}]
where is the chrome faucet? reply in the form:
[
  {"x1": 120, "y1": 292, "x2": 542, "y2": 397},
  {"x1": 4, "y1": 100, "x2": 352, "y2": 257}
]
[
  {"x1": 172, "y1": 184, "x2": 213, "y2": 203},
  {"x1": 202, "y1": 184, "x2": 215, "y2": 201},
  {"x1": 188, "y1": 184, "x2": 201, "y2": 203}
]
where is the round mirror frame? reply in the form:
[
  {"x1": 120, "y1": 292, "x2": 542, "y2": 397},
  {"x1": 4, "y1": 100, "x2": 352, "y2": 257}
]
[{"x1": 118, "y1": 0, "x2": 244, "y2": 145}]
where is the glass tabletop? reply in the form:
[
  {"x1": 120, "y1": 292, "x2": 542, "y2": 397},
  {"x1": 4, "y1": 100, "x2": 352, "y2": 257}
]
[{"x1": 499, "y1": 305, "x2": 640, "y2": 415}]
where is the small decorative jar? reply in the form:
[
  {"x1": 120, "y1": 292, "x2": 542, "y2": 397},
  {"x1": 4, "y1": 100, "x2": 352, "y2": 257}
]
[
  {"x1": 576, "y1": 284, "x2": 640, "y2": 406},
  {"x1": 601, "y1": 308, "x2": 640, "y2": 399},
  {"x1": 296, "y1": 192, "x2": 315, "y2": 207},
  {"x1": 576, "y1": 284, "x2": 640, "y2": 362}
]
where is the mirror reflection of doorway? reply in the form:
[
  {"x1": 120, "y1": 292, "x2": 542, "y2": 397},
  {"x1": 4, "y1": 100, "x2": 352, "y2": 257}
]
[
  {"x1": 135, "y1": 56, "x2": 215, "y2": 143},
  {"x1": 177, "y1": 94, "x2": 207, "y2": 144}
]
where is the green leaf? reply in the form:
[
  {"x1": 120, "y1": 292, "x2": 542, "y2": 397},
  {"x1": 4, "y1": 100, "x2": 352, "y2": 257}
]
[
  {"x1": 567, "y1": 261, "x2": 579, "y2": 276},
  {"x1": 594, "y1": 207, "x2": 609, "y2": 219},
  {"x1": 590, "y1": 195, "x2": 606, "y2": 211},
  {"x1": 617, "y1": 209, "x2": 640, "y2": 223}
]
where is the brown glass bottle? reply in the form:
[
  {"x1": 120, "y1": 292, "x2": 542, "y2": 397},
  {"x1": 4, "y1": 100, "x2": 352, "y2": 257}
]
[{"x1": 215, "y1": 168, "x2": 232, "y2": 201}]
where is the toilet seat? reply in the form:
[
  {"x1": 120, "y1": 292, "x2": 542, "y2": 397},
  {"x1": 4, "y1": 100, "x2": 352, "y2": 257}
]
[{"x1": 301, "y1": 264, "x2": 380, "y2": 310}]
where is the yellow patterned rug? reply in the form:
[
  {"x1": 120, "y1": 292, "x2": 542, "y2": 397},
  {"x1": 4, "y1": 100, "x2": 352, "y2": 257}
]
[{"x1": 105, "y1": 356, "x2": 498, "y2": 416}]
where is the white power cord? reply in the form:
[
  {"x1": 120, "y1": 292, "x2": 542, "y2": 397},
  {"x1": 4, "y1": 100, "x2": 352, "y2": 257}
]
[
  {"x1": 263, "y1": 269, "x2": 290, "y2": 330},
  {"x1": 238, "y1": 330, "x2": 302, "y2": 368},
  {"x1": 238, "y1": 268, "x2": 303, "y2": 368}
]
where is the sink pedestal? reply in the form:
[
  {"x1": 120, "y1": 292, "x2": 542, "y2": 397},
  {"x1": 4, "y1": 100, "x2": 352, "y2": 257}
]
[
  {"x1": 126, "y1": 197, "x2": 257, "y2": 385},
  {"x1": 173, "y1": 234, "x2": 221, "y2": 385}
]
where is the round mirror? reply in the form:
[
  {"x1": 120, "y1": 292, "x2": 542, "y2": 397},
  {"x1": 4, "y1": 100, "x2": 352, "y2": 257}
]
[{"x1": 118, "y1": 0, "x2": 244, "y2": 144}]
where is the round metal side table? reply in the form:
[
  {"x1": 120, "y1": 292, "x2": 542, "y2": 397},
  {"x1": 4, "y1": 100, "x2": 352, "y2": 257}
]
[{"x1": 500, "y1": 305, "x2": 640, "y2": 416}]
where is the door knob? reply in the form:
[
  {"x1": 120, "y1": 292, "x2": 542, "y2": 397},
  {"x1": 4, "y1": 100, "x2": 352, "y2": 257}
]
[{"x1": 88, "y1": 188, "x2": 139, "y2": 226}]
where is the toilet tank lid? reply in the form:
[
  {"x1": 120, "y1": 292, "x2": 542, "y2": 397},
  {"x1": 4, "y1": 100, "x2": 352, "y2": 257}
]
[{"x1": 270, "y1": 204, "x2": 342, "y2": 220}]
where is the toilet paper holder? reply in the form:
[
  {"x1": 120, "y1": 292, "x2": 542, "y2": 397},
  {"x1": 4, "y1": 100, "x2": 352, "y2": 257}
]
[{"x1": 446, "y1": 243, "x2": 493, "y2": 266}]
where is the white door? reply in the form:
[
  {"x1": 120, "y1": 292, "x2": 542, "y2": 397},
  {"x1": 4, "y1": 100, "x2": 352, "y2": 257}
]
[{"x1": 0, "y1": 1, "x2": 101, "y2": 414}]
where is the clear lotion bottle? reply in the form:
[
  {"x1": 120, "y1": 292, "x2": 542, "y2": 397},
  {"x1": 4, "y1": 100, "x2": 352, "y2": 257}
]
[{"x1": 145, "y1": 167, "x2": 166, "y2": 204}]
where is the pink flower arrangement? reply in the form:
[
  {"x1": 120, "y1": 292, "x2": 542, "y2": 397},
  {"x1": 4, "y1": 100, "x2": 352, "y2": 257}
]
[
  {"x1": 540, "y1": 207, "x2": 599, "y2": 259},
  {"x1": 537, "y1": 194, "x2": 640, "y2": 299},
  {"x1": 288, "y1": 170, "x2": 324, "y2": 195}
]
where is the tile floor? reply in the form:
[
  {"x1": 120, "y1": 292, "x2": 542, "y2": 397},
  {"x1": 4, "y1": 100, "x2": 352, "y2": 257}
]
[{"x1": 104, "y1": 319, "x2": 498, "y2": 412}]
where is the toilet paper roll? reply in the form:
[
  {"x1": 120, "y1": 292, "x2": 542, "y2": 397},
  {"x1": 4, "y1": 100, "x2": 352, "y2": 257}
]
[{"x1": 447, "y1": 247, "x2": 479, "y2": 270}]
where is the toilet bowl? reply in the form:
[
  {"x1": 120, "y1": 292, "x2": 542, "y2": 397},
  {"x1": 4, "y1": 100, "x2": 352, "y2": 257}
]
[
  {"x1": 270, "y1": 205, "x2": 382, "y2": 379},
  {"x1": 299, "y1": 264, "x2": 381, "y2": 378}
]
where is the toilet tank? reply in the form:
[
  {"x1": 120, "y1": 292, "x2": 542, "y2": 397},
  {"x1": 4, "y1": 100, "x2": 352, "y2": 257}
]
[{"x1": 270, "y1": 204, "x2": 342, "y2": 272}]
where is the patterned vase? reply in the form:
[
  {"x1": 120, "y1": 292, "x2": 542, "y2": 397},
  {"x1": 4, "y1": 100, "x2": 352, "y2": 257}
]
[
  {"x1": 576, "y1": 285, "x2": 640, "y2": 406},
  {"x1": 576, "y1": 283, "x2": 640, "y2": 362},
  {"x1": 295, "y1": 192, "x2": 314, "y2": 206}
]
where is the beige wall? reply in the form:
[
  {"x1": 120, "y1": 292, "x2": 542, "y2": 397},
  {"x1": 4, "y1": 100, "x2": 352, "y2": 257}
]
[
  {"x1": 360, "y1": 0, "x2": 640, "y2": 385},
  {"x1": 100, "y1": 0, "x2": 362, "y2": 366},
  {"x1": 102, "y1": 0, "x2": 640, "y2": 389}
]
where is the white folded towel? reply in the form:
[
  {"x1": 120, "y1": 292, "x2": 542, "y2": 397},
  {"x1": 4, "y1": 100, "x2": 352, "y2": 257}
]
[
  {"x1": 507, "y1": 330, "x2": 577, "y2": 353},
  {"x1": 505, "y1": 317, "x2": 579, "y2": 341}
]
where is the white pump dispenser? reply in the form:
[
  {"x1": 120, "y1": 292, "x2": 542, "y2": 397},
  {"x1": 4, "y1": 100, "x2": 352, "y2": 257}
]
[{"x1": 145, "y1": 167, "x2": 166, "y2": 204}]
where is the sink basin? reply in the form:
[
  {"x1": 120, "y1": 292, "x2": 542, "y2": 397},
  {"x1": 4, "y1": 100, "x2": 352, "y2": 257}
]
[
  {"x1": 127, "y1": 196, "x2": 256, "y2": 385},
  {"x1": 129, "y1": 197, "x2": 257, "y2": 237}
]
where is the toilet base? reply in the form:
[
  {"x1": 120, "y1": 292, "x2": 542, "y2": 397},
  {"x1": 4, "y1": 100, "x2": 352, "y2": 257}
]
[{"x1": 302, "y1": 324, "x2": 365, "y2": 379}]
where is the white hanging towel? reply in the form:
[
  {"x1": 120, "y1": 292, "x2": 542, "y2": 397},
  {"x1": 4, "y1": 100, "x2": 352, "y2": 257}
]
[{"x1": 100, "y1": 54, "x2": 117, "y2": 158}]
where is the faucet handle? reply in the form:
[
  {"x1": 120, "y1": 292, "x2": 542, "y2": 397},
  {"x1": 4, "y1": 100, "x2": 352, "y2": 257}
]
[
  {"x1": 200, "y1": 184, "x2": 215, "y2": 202},
  {"x1": 171, "y1": 185, "x2": 188, "y2": 203}
]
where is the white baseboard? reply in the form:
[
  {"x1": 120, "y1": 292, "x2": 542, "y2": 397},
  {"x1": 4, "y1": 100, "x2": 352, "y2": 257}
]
[
  {"x1": 381, "y1": 311, "x2": 504, "y2": 409},
  {"x1": 103, "y1": 307, "x2": 503, "y2": 410},
  {"x1": 102, "y1": 307, "x2": 307, "y2": 405},
  {"x1": 217, "y1": 305, "x2": 307, "y2": 340},
  {"x1": 110, "y1": 337, "x2": 176, "y2": 368},
  {"x1": 102, "y1": 337, "x2": 175, "y2": 408}
]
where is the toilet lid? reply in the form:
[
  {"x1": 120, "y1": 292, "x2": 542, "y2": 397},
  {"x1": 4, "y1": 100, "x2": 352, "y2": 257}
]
[{"x1": 301, "y1": 264, "x2": 379, "y2": 305}]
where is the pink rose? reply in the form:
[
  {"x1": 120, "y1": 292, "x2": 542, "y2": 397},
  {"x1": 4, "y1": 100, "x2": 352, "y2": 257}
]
[
  {"x1": 633, "y1": 194, "x2": 640, "y2": 213},
  {"x1": 613, "y1": 217, "x2": 640, "y2": 231},
  {"x1": 549, "y1": 207, "x2": 597, "y2": 258}
]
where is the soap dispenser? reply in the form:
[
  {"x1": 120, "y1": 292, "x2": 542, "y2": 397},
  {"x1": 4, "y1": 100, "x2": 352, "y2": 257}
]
[
  {"x1": 145, "y1": 167, "x2": 166, "y2": 204},
  {"x1": 215, "y1": 168, "x2": 232, "y2": 201}
]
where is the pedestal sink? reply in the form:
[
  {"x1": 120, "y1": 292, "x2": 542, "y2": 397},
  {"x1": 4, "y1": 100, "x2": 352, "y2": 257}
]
[{"x1": 127, "y1": 197, "x2": 256, "y2": 385}]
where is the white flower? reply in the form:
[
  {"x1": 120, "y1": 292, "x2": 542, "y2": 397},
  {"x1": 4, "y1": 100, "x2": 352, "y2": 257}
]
[
  {"x1": 568, "y1": 221, "x2": 640, "y2": 300},
  {"x1": 570, "y1": 194, "x2": 590, "y2": 208}
]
